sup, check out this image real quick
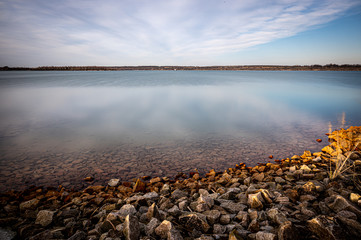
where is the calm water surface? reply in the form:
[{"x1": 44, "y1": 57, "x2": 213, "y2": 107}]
[{"x1": 0, "y1": 71, "x2": 360, "y2": 191}]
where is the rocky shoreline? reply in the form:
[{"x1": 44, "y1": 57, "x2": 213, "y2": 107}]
[{"x1": 1, "y1": 126, "x2": 360, "y2": 240}]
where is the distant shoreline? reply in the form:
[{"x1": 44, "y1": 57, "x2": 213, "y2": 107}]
[{"x1": 1, "y1": 64, "x2": 361, "y2": 71}]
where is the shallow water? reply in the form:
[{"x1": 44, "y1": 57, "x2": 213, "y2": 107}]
[{"x1": 0, "y1": 71, "x2": 360, "y2": 191}]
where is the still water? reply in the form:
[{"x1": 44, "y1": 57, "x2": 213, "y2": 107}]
[{"x1": 0, "y1": 71, "x2": 360, "y2": 191}]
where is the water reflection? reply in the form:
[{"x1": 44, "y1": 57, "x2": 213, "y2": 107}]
[{"x1": 0, "y1": 71, "x2": 360, "y2": 191}]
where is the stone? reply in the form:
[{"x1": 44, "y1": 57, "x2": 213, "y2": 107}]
[
  {"x1": 267, "y1": 208, "x2": 287, "y2": 225},
  {"x1": 155, "y1": 220, "x2": 173, "y2": 239},
  {"x1": 289, "y1": 166, "x2": 296, "y2": 173},
  {"x1": 307, "y1": 215, "x2": 344, "y2": 240},
  {"x1": 19, "y1": 199, "x2": 39, "y2": 211},
  {"x1": 0, "y1": 228, "x2": 16, "y2": 240},
  {"x1": 278, "y1": 221, "x2": 298, "y2": 240},
  {"x1": 118, "y1": 204, "x2": 137, "y2": 217},
  {"x1": 300, "y1": 165, "x2": 311, "y2": 173},
  {"x1": 220, "y1": 200, "x2": 247, "y2": 213},
  {"x1": 143, "y1": 191, "x2": 159, "y2": 200},
  {"x1": 257, "y1": 189, "x2": 273, "y2": 204},
  {"x1": 350, "y1": 193, "x2": 361, "y2": 203},
  {"x1": 179, "y1": 213, "x2": 210, "y2": 232},
  {"x1": 171, "y1": 189, "x2": 188, "y2": 199},
  {"x1": 108, "y1": 179, "x2": 120, "y2": 187},
  {"x1": 146, "y1": 218, "x2": 160, "y2": 236},
  {"x1": 150, "y1": 177, "x2": 162, "y2": 184},
  {"x1": 168, "y1": 228, "x2": 184, "y2": 240},
  {"x1": 35, "y1": 210, "x2": 54, "y2": 227},
  {"x1": 253, "y1": 172, "x2": 265, "y2": 182},
  {"x1": 336, "y1": 216, "x2": 361, "y2": 238},
  {"x1": 248, "y1": 192, "x2": 264, "y2": 209},
  {"x1": 213, "y1": 224, "x2": 226, "y2": 234},
  {"x1": 198, "y1": 194, "x2": 214, "y2": 208},
  {"x1": 284, "y1": 189, "x2": 299, "y2": 202},
  {"x1": 255, "y1": 231, "x2": 276, "y2": 240},
  {"x1": 302, "y1": 181, "x2": 316, "y2": 193},
  {"x1": 203, "y1": 210, "x2": 221, "y2": 225},
  {"x1": 147, "y1": 203, "x2": 160, "y2": 220},
  {"x1": 336, "y1": 210, "x2": 357, "y2": 220},
  {"x1": 68, "y1": 230, "x2": 87, "y2": 240},
  {"x1": 248, "y1": 219, "x2": 260, "y2": 232},
  {"x1": 219, "y1": 214, "x2": 231, "y2": 225},
  {"x1": 235, "y1": 210, "x2": 249, "y2": 227},
  {"x1": 123, "y1": 215, "x2": 140, "y2": 240},
  {"x1": 133, "y1": 178, "x2": 146, "y2": 192},
  {"x1": 275, "y1": 177, "x2": 286, "y2": 184},
  {"x1": 299, "y1": 194, "x2": 316, "y2": 202},
  {"x1": 328, "y1": 195, "x2": 361, "y2": 218},
  {"x1": 168, "y1": 205, "x2": 181, "y2": 216},
  {"x1": 229, "y1": 229, "x2": 244, "y2": 240}
]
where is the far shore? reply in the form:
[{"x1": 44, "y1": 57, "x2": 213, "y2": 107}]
[{"x1": 1, "y1": 64, "x2": 361, "y2": 71}]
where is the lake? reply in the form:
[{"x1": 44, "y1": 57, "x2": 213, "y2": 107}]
[{"x1": 0, "y1": 70, "x2": 360, "y2": 191}]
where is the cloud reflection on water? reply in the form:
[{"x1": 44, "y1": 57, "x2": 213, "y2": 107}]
[{"x1": 0, "y1": 84, "x2": 330, "y2": 153}]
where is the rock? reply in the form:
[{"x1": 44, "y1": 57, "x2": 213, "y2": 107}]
[
  {"x1": 146, "y1": 218, "x2": 160, "y2": 236},
  {"x1": 213, "y1": 224, "x2": 226, "y2": 234},
  {"x1": 267, "y1": 208, "x2": 287, "y2": 225},
  {"x1": 155, "y1": 220, "x2": 173, "y2": 239},
  {"x1": 198, "y1": 195, "x2": 214, "y2": 209},
  {"x1": 147, "y1": 203, "x2": 160, "y2": 220},
  {"x1": 35, "y1": 210, "x2": 54, "y2": 227},
  {"x1": 118, "y1": 204, "x2": 137, "y2": 217},
  {"x1": 123, "y1": 215, "x2": 140, "y2": 240},
  {"x1": 19, "y1": 198, "x2": 39, "y2": 211},
  {"x1": 278, "y1": 221, "x2": 298, "y2": 240},
  {"x1": 171, "y1": 189, "x2": 188, "y2": 199},
  {"x1": 248, "y1": 192, "x2": 264, "y2": 209},
  {"x1": 179, "y1": 213, "x2": 210, "y2": 232},
  {"x1": 68, "y1": 230, "x2": 87, "y2": 240},
  {"x1": 143, "y1": 191, "x2": 159, "y2": 200},
  {"x1": 350, "y1": 193, "x2": 361, "y2": 203},
  {"x1": 289, "y1": 166, "x2": 296, "y2": 173},
  {"x1": 168, "y1": 228, "x2": 184, "y2": 240},
  {"x1": 203, "y1": 210, "x2": 221, "y2": 225},
  {"x1": 248, "y1": 219, "x2": 260, "y2": 232},
  {"x1": 235, "y1": 210, "x2": 249, "y2": 227},
  {"x1": 219, "y1": 214, "x2": 231, "y2": 225},
  {"x1": 299, "y1": 194, "x2": 316, "y2": 202},
  {"x1": 302, "y1": 181, "x2": 316, "y2": 193},
  {"x1": 133, "y1": 178, "x2": 146, "y2": 192},
  {"x1": 275, "y1": 177, "x2": 286, "y2": 184},
  {"x1": 336, "y1": 216, "x2": 361, "y2": 238},
  {"x1": 258, "y1": 189, "x2": 273, "y2": 204},
  {"x1": 108, "y1": 179, "x2": 120, "y2": 187},
  {"x1": 168, "y1": 205, "x2": 181, "y2": 216},
  {"x1": 253, "y1": 172, "x2": 265, "y2": 182},
  {"x1": 229, "y1": 229, "x2": 244, "y2": 240},
  {"x1": 0, "y1": 228, "x2": 16, "y2": 240},
  {"x1": 284, "y1": 189, "x2": 299, "y2": 202},
  {"x1": 150, "y1": 177, "x2": 162, "y2": 184},
  {"x1": 328, "y1": 195, "x2": 361, "y2": 218},
  {"x1": 220, "y1": 200, "x2": 247, "y2": 213},
  {"x1": 255, "y1": 231, "x2": 276, "y2": 240},
  {"x1": 83, "y1": 176, "x2": 94, "y2": 182},
  {"x1": 336, "y1": 210, "x2": 357, "y2": 220},
  {"x1": 300, "y1": 165, "x2": 311, "y2": 173},
  {"x1": 307, "y1": 215, "x2": 344, "y2": 240},
  {"x1": 58, "y1": 208, "x2": 79, "y2": 219}
]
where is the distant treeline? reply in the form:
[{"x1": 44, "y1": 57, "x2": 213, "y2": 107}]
[{"x1": 1, "y1": 64, "x2": 361, "y2": 71}]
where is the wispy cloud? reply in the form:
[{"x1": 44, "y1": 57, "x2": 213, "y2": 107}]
[{"x1": 0, "y1": 0, "x2": 360, "y2": 66}]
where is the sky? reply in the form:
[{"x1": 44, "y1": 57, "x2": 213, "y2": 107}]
[{"x1": 0, "y1": 0, "x2": 361, "y2": 67}]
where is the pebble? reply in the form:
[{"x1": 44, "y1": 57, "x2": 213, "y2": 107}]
[{"x1": 0, "y1": 127, "x2": 360, "y2": 239}]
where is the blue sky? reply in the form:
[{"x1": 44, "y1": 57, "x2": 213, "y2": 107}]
[{"x1": 0, "y1": 0, "x2": 360, "y2": 67}]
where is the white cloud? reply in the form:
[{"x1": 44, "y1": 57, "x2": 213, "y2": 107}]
[{"x1": 0, "y1": 0, "x2": 360, "y2": 66}]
